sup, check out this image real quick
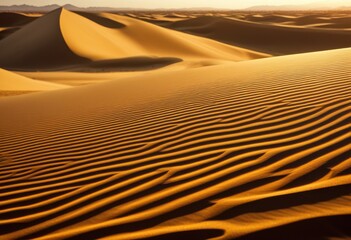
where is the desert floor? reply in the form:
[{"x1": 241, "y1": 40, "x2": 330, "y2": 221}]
[{"x1": 0, "y1": 9, "x2": 350, "y2": 240}]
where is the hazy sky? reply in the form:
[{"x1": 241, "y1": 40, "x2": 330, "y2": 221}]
[{"x1": 0, "y1": 0, "x2": 350, "y2": 9}]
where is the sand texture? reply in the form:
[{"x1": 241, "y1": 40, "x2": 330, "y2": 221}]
[{"x1": 0, "y1": 8, "x2": 350, "y2": 240}]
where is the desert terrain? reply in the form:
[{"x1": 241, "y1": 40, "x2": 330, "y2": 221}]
[{"x1": 0, "y1": 8, "x2": 350, "y2": 240}]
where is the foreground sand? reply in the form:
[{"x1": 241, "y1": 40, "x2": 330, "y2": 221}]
[{"x1": 0, "y1": 47, "x2": 350, "y2": 239}]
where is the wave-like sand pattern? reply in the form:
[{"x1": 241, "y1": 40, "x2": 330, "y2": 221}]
[{"x1": 0, "y1": 48, "x2": 350, "y2": 239}]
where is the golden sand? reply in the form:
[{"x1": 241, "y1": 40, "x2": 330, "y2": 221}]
[{"x1": 0, "y1": 8, "x2": 350, "y2": 240}]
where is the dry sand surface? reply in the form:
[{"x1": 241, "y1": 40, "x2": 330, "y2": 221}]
[
  {"x1": 0, "y1": 8, "x2": 267, "y2": 71},
  {"x1": 165, "y1": 14, "x2": 351, "y2": 55},
  {"x1": 0, "y1": 8, "x2": 351, "y2": 240},
  {"x1": 0, "y1": 68, "x2": 69, "y2": 96}
]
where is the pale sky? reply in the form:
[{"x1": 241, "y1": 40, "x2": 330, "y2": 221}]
[{"x1": 0, "y1": 0, "x2": 350, "y2": 9}]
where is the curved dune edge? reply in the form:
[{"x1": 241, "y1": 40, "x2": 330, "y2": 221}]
[
  {"x1": 241, "y1": 13, "x2": 351, "y2": 29},
  {"x1": 167, "y1": 15, "x2": 351, "y2": 55},
  {"x1": 0, "y1": 8, "x2": 269, "y2": 71},
  {"x1": 0, "y1": 48, "x2": 350, "y2": 240},
  {"x1": 0, "y1": 68, "x2": 69, "y2": 92},
  {"x1": 60, "y1": 9, "x2": 268, "y2": 62},
  {"x1": 0, "y1": 8, "x2": 89, "y2": 70},
  {"x1": 0, "y1": 12, "x2": 37, "y2": 27}
]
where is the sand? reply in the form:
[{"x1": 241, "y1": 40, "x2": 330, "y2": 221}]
[
  {"x1": 0, "y1": 12, "x2": 37, "y2": 27},
  {"x1": 0, "y1": 68, "x2": 69, "y2": 96},
  {"x1": 0, "y1": 8, "x2": 268, "y2": 71},
  {"x1": 166, "y1": 15, "x2": 351, "y2": 55},
  {"x1": 0, "y1": 8, "x2": 350, "y2": 240}
]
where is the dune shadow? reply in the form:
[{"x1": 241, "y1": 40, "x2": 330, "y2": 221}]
[
  {"x1": 211, "y1": 183, "x2": 351, "y2": 220},
  {"x1": 0, "y1": 8, "x2": 90, "y2": 70},
  {"x1": 0, "y1": 12, "x2": 37, "y2": 27},
  {"x1": 235, "y1": 215, "x2": 351, "y2": 240},
  {"x1": 0, "y1": 27, "x2": 20, "y2": 40},
  {"x1": 66, "y1": 57, "x2": 183, "y2": 72},
  {"x1": 75, "y1": 12, "x2": 126, "y2": 29},
  {"x1": 134, "y1": 229, "x2": 225, "y2": 240},
  {"x1": 167, "y1": 15, "x2": 351, "y2": 55}
]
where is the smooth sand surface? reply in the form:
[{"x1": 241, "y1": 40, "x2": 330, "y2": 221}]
[
  {"x1": 0, "y1": 8, "x2": 268, "y2": 71},
  {"x1": 0, "y1": 12, "x2": 37, "y2": 27},
  {"x1": 0, "y1": 48, "x2": 350, "y2": 240},
  {"x1": 0, "y1": 68, "x2": 69, "y2": 96},
  {"x1": 166, "y1": 15, "x2": 351, "y2": 55},
  {"x1": 0, "y1": 9, "x2": 89, "y2": 70}
]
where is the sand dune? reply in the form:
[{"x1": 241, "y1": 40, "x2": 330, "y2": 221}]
[
  {"x1": 0, "y1": 68, "x2": 69, "y2": 96},
  {"x1": 244, "y1": 13, "x2": 351, "y2": 29},
  {"x1": 0, "y1": 9, "x2": 268, "y2": 71},
  {"x1": 0, "y1": 27, "x2": 21, "y2": 40},
  {"x1": 0, "y1": 9, "x2": 89, "y2": 70},
  {"x1": 167, "y1": 16, "x2": 351, "y2": 55},
  {"x1": 0, "y1": 48, "x2": 350, "y2": 240},
  {"x1": 0, "y1": 12, "x2": 37, "y2": 27},
  {"x1": 61, "y1": 10, "x2": 266, "y2": 61}
]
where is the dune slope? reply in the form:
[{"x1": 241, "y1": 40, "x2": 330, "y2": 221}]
[
  {"x1": 0, "y1": 12, "x2": 37, "y2": 27},
  {"x1": 0, "y1": 68, "x2": 69, "y2": 96},
  {"x1": 0, "y1": 9, "x2": 268, "y2": 71},
  {"x1": 0, "y1": 48, "x2": 350, "y2": 239},
  {"x1": 0, "y1": 8, "x2": 89, "y2": 70},
  {"x1": 243, "y1": 13, "x2": 351, "y2": 29},
  {"x1": 60, "y1": 10, "x2": 268, "y2": 62},
  {"x1": 167, "y1": 16, "x2": 351, "y2": 55}
]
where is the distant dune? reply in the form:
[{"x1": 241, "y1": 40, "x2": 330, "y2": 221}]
[
  {"x1": 0, "y1": 48, "x2": 350, "y2": 240},
  {"x1": 167, "y1": 15, "x2": 351, "y2": 55},
  {"x1": 1, "y1": 2, "x2": 351, "y2": 12},
  {"x1": 0, "y1": 12, "x2": 39, "y2": 40},
  {"x1": 0, "y1": 12, "x2": 37, "y2": 27},
  {"x1": 0, "y1": 8, "x2": 268, "y2": 71},
  {"x1": 244, "y1": 1, "x2": 351, "y2": 11},
  {"x1": 242, "y1": 14, "x2": 351, "y2": 29}
]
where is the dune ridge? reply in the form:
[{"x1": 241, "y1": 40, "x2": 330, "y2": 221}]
[
  {"x1": 0, "y1": 8, "x2": 268, "y2": 71},
  {"x1": 242, "y1": 13, "x2": 351, "y2": 29},
  {"x1": 167, "y1": 15, "x2": 351, "y2": 55},
  {"x1": 59, "y1": 10, "x2": 268, "y2": 62},
  {"x1": 0, "y1": 48, "x2": 350, "y2": 240},
  {"x1": 0, "y1": 8, "x2": 89, "y2": 70},
  {"x1": 0, "y1": 12, "x2": 37, "y2": 27}
]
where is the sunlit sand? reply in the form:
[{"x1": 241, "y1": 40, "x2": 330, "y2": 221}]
[{"x1": 0, "y1": 7, "x2": 350, "y2": 240}]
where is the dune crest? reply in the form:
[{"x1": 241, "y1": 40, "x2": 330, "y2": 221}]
[
  {"x1": 0, "y1": 8, "x2": 269, "y2": 71},
  {"x1": 61, "y1": 9, "x2": 268, "y2": 61},
  {"x1": 168, "y1": 15, "x2": 351, "y2": 55},
  {"x1": 0, "y1": 8, "x2": 89, "y2": 70},
  {"x1": 0, "y1": 12, "x2": 37, "y2": 27}
]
